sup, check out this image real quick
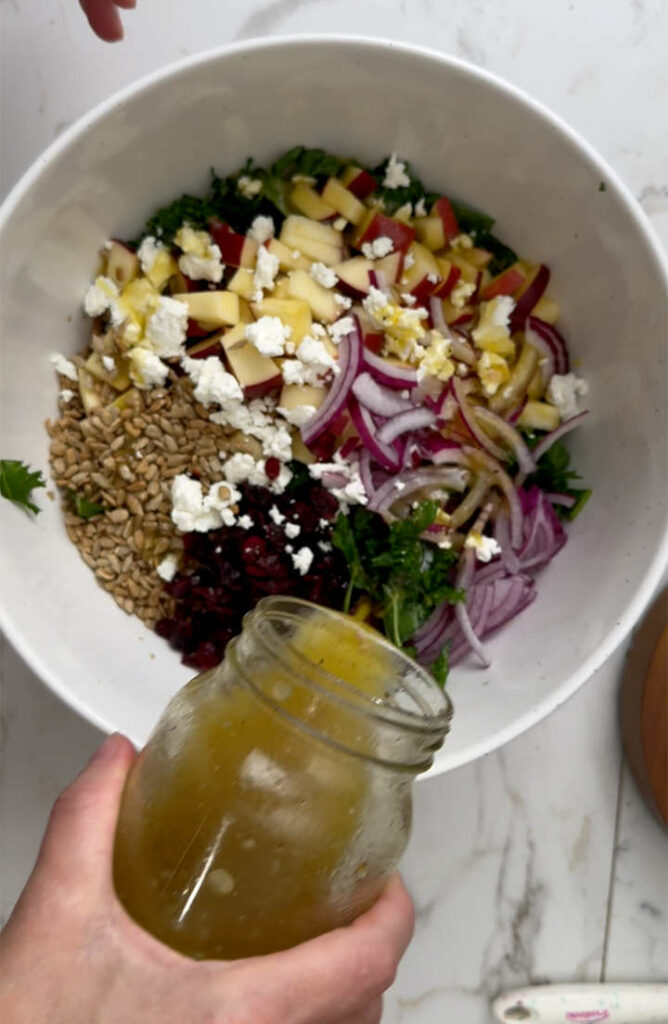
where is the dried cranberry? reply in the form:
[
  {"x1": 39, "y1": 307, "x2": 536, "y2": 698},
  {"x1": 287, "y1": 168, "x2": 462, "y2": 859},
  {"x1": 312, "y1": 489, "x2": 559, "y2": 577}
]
[{"x1": 265, "y1": 457, "x2": 281, "y2": 480}]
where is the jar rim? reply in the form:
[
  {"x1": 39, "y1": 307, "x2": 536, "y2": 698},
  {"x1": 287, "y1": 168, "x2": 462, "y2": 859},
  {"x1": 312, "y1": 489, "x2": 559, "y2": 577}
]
[{"x1": 247, "y1": 597, "x2": 453, "y2": 738}]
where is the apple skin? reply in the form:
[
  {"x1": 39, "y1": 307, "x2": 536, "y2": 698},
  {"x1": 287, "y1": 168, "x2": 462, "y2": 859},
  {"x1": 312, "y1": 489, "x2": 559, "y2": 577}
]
[
  {"x1": 186, "y1": 335, "x2": 224, "y2": 358},
  {"x1": 482, "y1": 266, "x2": 526, "y2": 300},
  {"x1": 187, "y1": 318, "x2": 213, "y2": 340},
  {"x1": 432, "y1": 197, "x2": 459, "y2": 243},
  {"x1": 208, "y1": 218, "x2": 257, "y2": 268},
  {"x1": 432, "y1": 263, "x2": 461, "y2": 299},
  {"x1": 356, "y1": 211, "x2": 415, "y2": 254},
  {"x1": 364, "y1": 332, "x2": 385, "y2": 355},
  {"x1": 334, "y1": 257, "x2": 374, "y2": 298},
  {"x1": 341, "y1": 166, "x2": 377, "y2": 199}
]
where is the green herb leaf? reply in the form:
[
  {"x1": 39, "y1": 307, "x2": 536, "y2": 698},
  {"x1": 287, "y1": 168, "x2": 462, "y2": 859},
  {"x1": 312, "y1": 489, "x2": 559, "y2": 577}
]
[
  {"x1": 332, "y1": 501, "x2": 463, "y2": 679},
  {"x1": 0, "y1": 460, "x2": 46, "y2": 515},
  {"x1": 598, "y1": 181, "x2": 607, "y2": 192},
  {"x1": 524, "y1": 437, "x2": 592, "y2": 520},
  {"x1": 429, "y1": 647, "x2": 450, "y2": 688},
  {"x1": 68, "y1": 491, "x2": 105, "y2": 519},
  {"x1": 450, "y1": 199, "x2": 517, "y2": 274},
  {"x1": 142, "y1": 192, "x2": 217, "y2": 245},
  {"x1": 368, "y1": 158, "x2": 438, "y2": 216}
]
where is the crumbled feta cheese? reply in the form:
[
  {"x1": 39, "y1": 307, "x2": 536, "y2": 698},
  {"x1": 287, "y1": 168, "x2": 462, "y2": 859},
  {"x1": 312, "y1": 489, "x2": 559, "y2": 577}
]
[
  {"x1": 401, "y1": 293, "x2": 417, "y2": 306},
  {"x1": 394, "y1": 202, "x2": 413, "y2": 220},
  {"x1": 362, "y1": 286, "x2": 428, "y2": 361},
  {"x1": 222, "y1": 452, "x2": 269, "y2": 487},
  {"x1": 319, "y1": 518, "x2": 330, "y2": 529},
  {"x1": 170, "y1": 474, "x2": 241, "y2": 533},
  {"x1": 328, "y1": 316, "x2": 355, "y2": 344},
  {"x1": 477, "y1": 352, "x2": 510, "y2": 396},
  {"x1": 59, "y1": 388, "x2": 75, "y2": 403},
  {"x1": 465, "y1": 531, "x2": 502, "y2": 563},
  {"x1": 427, "y1": 272, "x2": 438, "y2": 284},
  {"x1": 137, "y1": 236, "x2": 163, "y2": 274},
  {"x1": 383, "y1": 153, "x2": 410, "y2": 189},
  {"x1": 175, "y1": 226, "x2": 224, "y2": 283},
  {"x1": 361, "y1": 236, "x2": 394, "y2": 259},
  {"x1": 309, "y1": 454, "x2": 368, "y2": 513},
  {"x1": 276, "y1": 403, "x2": 319, "y2": 427},
  {"x1": 298, "y1": 336, "x2": 338, "y2": 374},
  {"x1": 238, "y1": 175, "x2": 262, "y2": 198},
  {"x1": 145, "y1": 296, "x2": 188, "y2": 357},
  {"x1": 181, "y1": 355, "x2": 243, "y2": 406},
  {"x1": 334, "y1": 293, "x2": 353, "y2": 309},
  {"x1": 269, "y1": 505, "x2": 286, "y2": 525},
  {"x1": 156, "y1": 553, "x2": 179, "y2": 582},
  {"x1": 291, "y1": 547, "x2": 314, "y2": 575},
  {"x1": 317, "y1": 540, "x2": 333, "y2": 553},
  {"x1": 261, "y1": 423, "x2": 293, "y2": 461},
  {"x1": 128, "y1": 347, "x2": 169, "y2": 389},
  {"x1": 311, "y1": 322, "x2": 327, "y2": 338},
  {"x1": 50, "y1": 353, "x2": 78, "y2": 381},
  {"x1": 253, "y1": 245, "x2": 280, "y2": 301},
  {"x1": 101, "y1": 355, "x2": 116, "y2": 373},
  {"x1": 237, "y1": 515, "x2": 254, "y2": 530},
  {"x1": 310, "y1": 262, "x2": 338, "y2": 288},
  {"x1": 403, "y1": 251, "x2": 416, "y2": 269},
  {"x1": 546, "y1": 373, "x2": 589, "y2": 420},
  {"x1": 292, "y1": 174, "x2": 317, "y2": 184},
  {"x1": 245, "y1": 315, "x2": 291, "y2": 357},
  {"x1": 451, "y1": 279, "x2": 477, "y2": 310},
  {"x1": 333, "y1": 217, "x2": 348, "y2": 231},
  {"x1": 213, "y1": 401, "x2": 294, "y2": 475},
  {"x1": 248, "y1": 215, "x2": 275, "y2": 245},
  {"x1": 414, "y1": 198, "x2": 427, "y2": 218},
  {"x1": 418, "y1": 331, "x2": 454, "y2": 383},
  {"x1": 285, "y1": 522, "x2": 301, "y2": 539},
  {"x1": 83, "y1": 275, "x2": 119, "y2": 318}
]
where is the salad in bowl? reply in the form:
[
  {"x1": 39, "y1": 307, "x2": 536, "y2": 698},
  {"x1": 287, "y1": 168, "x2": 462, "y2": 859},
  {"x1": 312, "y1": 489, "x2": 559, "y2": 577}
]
[{"x1": 44, "y1": 146, "x2": 590, "y2": 685}]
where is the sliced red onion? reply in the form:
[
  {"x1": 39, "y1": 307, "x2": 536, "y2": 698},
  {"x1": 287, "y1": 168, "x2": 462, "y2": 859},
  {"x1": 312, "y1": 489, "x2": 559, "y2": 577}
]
[
  {"x1": 450, "y1": 335, "x2": 476, "y2": 367},
  {"x1": 451, "y1": 377, "x2": 508, "y2": 461},
  {"x1": 526, "y1": 315, "x2": 569, "y2": 374},
  {"x1": 302, "y1": 317, "x2": 362, "y2": 446},
  {"x1": 524, "y1": 321, "x2": 556, "y2": 384},
  {"x1": 494, "y1": 508, "x2": 520, "y2": 574},
  {"x1": 531, "y1": 411, "x2": 588, "y2": 464},
  {"x1": 357, "y1": 448, "x2": 375, "y2": 500},
  {"x1": 377, "y1": 407, "x2": 436, "y2": 446},
  {"x1": 484, "y1": 574, "x2": 536, "y2": 632},
  {"x1": 455, "y1": 599, "x2": 490, "y2": 667},
  {"x1": 363, "y1": 348, "x2": 419, "y2": 389},
  {"x1": 509, "y1": 264, "x2": 550, "y2": 332},
  {"x1": 472, "y1": 406, "x2": 536, "y2": 474},
  {"x1": 348, "y1": 396, "x2": 401, "y2": 472},
  {"x1": 417, "y1": 435, "x2": 461, "y2": 459},
  {"x1": 352, "y1": 371, "x2": 414, "y2": 417},
  {"x1": 546, "y1": 491, "x2": 577, "y2": 509},
  {"x1": 339, "y1": 436, "x2": 361, "y2": 460},
  {"x1": 466, "y1": 447, "x2": 524, "y2": 549},
  {"x1": 517, "y1": 487, "x2": 567, "y2": 570},
  {"x1": 367, "y1": 463, "x2": 470, "y2": 515},
  {"x1": 429, "y1": 295, "x2": 449, "y2": 335}
]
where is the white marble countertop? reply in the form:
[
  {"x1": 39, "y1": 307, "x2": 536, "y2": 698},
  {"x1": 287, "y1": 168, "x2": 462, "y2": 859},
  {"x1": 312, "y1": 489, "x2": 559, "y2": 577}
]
[{"x1": 1, "y1": 2, "x2": 666, "y2": 1021}]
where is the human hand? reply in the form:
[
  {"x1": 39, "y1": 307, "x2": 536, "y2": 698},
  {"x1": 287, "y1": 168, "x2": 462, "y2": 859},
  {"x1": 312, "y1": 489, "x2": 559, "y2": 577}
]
[
  {"x1": 0, "y1": 733, "x2": 414, "y2": 1024},
  {"x1": 79, "y1": 0, "x2": 137, "y2": 42}
]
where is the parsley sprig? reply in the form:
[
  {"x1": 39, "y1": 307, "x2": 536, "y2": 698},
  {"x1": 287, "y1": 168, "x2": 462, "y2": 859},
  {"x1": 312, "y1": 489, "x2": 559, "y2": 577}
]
[
  {"x1": 332, "y1": 501, "x2": 463, "y2": 686},
  {"x1": 524, "y1": 437, "x2": 592, "y2": 520},
  {"x1": 0, "y1": 460, "x2": 46, "y2": 515}
]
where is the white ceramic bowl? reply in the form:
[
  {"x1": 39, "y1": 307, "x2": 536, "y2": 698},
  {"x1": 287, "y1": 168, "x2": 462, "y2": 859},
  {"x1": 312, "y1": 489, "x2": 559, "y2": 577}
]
[{"x1": 1, "y1": 37, "x2": 666, "y2": 775}]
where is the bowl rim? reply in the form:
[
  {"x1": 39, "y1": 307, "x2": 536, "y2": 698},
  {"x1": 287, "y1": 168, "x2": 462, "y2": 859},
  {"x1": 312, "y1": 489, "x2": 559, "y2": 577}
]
[{"x1": 1, "y1": 34, "x2": 667, "y2": 772}]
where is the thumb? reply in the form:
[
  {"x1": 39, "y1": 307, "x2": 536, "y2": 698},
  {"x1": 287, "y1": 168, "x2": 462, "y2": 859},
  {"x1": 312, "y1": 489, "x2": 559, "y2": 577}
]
[{"x1": 34, "y1": 732, "x2": 136, "y2": 892}]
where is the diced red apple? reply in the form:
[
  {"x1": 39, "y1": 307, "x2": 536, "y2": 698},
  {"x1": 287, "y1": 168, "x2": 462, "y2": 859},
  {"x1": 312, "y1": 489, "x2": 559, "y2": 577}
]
[
  {"x1": 208, "y1": 219, "x2": 258, "y2": 268},
  {"x1": 334, "y1": 256, "x2": 374, "y2": 297},
  {"x1": 432, "y1": 197, "x2": 459, "y2": 243},
  {"x1": 341, "y1": 166, "x2": 377, "y2": 199},
  {"x1": 266, "y1": 238, "x2": 311, "y2": 271},
  {"x1": 186, "y1": 319, "x2": 211, "y2": 339},
  {"x1": 168, "y1": 269, "x2": 196, "y2": 295},
  {"x1": 321, "y1": 177, "x2": 366, "y2": 225},
  {"x1": 374, "y1": 250, "x2": 404, "y2": 284},
  {"x1": 227, "y1": 267, "x2": 255, "y2": 301},
  {"x1": 250, "y1": 297, "x2": 312, "y2": 343},
  {"x1": 279, "y1": 215, "x2": 343, "y2": 265},
  {"x1": 483, "y1": 266, "x2": 526, "y2": 300},
  {"x1": 238, "y1": 298, "x2": 254, "y2": 324},
  {"x1": 517, "y1": 401, "x2": 560, "y2": 432},
  {"x1": 354, "y1": 211, "x2": 415, "y2": 254},
  {"x1": 186, "y1": 335, "x2": 224, "y2": 359},
  {"x1": 172, "y1": 290, "x2": 240, "y2": 328},
  {"x1": 401, "y1": 242, "x2": 441, "y2": 301},
  {"x1": 287, "y1": 270, "x2": 340, "y2": 323},
  {"x1": 106, "y1": 240, "x2": 138, "y2": 288},
  {"x1": 221, "y1": 324, "x2": 282, "y2": 398},
  {"x1": 291, "y1": 431, "x2": 317, "y2": 465},
  {"x1": 531, "y1": 295, "x2": 560, "y2": 324},
  {"x1": 449, "y1": 252, "x2": 478, "y2": 284},
  {"x1": 278, "y1": 382, "x2": 327, "y2": 413},
  {"x1": 289, "y1": 183, "x2": 337, "y2": 221},
  {"x1": 432, "y1": 258, "x2": 461, "y2": 299},
  {"x1": 84, "y1": 352, "x2": 130, "y2": 391},
  {"x1": 440, "y1": 298, "x2": 475, "y2": 325},
  {"x1": 364, "y1": 332, "x2": 385, "y2": 355},
  {"x1": 414, "y1": 217, "x2": 446, "y2": 252},
  {"x1": 461, "y1": 247, "x2": 493, "y2": 270}
]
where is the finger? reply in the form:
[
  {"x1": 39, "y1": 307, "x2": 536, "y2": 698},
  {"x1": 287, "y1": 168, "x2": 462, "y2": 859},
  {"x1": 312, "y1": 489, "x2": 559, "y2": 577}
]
[
  {"x1": 113, "y1": 0, "x2": 137, "y2": 8},
  {"x1": 79, "y1": 0, "x2": 124, "y2": 41},
  {"x1": 225, "y1": 875, "x2": 414, "y2": 1024},
  {"x1": 336, "y1": 996, "x2": 383, "y2": 1024},
  {"x1": 34, "y1": 733, "x2": 136, "y2": 892}
]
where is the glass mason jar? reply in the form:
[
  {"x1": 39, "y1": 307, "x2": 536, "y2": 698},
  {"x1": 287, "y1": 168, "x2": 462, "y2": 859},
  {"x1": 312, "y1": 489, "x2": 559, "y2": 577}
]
[{"x1": 113, "y1": 597, "x2": 452, "y2": 960}]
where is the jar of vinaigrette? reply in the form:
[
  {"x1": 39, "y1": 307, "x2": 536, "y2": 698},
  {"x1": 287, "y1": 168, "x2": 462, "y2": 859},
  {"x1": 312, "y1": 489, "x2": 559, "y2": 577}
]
[{"x1": 113, "y1": 597, "x2": 452, "y2": 960}]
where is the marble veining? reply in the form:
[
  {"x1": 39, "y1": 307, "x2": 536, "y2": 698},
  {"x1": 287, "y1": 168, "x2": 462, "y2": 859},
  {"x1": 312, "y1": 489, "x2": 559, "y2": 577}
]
[{"x1": 1, "y1": 2, "x2": 667, "y2": 1021}]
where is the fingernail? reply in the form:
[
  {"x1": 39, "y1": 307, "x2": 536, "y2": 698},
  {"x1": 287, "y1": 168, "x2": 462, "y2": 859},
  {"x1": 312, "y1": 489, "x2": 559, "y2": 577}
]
[{"x1": 89, "y1": 732, "x2": 125, "y2": 764}]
